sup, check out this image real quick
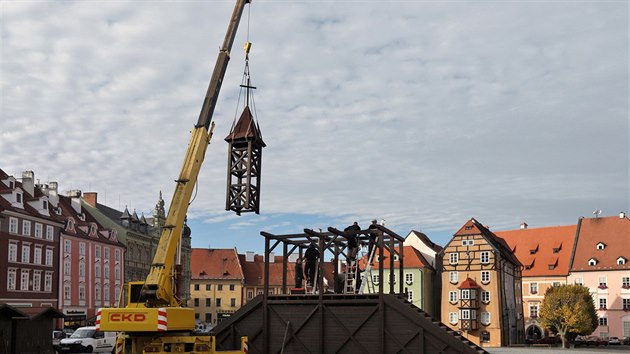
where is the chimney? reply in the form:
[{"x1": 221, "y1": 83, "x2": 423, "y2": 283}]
[
  {"x1": 47, "y1": 182, "x2": 59, "y2": 207},
  {"x1": 245, "y1": 251, "x2": 255, "y2": 262},
  {"x1": 66, "y1": 190, "x2": 82, "y2": 213},
  {"x1": 22, "y1": 171, "x2": 35, "y2": 196},
  {"x1": 520, "y1": 222, "x2": 528, "y2": 230},
  {"x1": 621, "y1": 212, "x2": 626, "y2": 219},
  {"x1": 84, "y1": 192, "x2": 98, "y2": 208}
]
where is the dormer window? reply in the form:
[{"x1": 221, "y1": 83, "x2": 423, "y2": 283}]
[
  {"x1": 16, "y1": 193, "x2": 22, "y2": 203},
  {"x1": 9, "y1": 180, "x2": 15, "y2": 189},
  {"x1": 618, "y1": 257, "x2": 627, "y2": 265},
  {"x1": 529, "y1": 245, "x2": 538, "y2": 255},
  {"x1": 588, "y1": 258, "x2": 598, "y2": 266},
  {"x1": 596, "y1": 242, "x2": 606, "y2": 250},
  {"x1": 42, "y1": 200, "x2": 48, "y2": 209},
  {"x1": 78, "y1": 213, "x2": 85, "y2": 221}
]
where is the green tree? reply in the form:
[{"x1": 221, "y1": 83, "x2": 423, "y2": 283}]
[{"x1": 539, "y1": 284, "x2": 597, "y2": 348}]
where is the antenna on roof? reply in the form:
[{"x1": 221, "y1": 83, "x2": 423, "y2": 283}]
[{"x1": 593, "y1": 209, "x2": 602, "y2": 218}]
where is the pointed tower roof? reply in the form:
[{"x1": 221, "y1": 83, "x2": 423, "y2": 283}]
[
  {"x1": 140, "y1": 213, "x2": 148, "y2": 225},
  {"x1": 225, "y1": 106, "x2": 266, "y2": 146},
  {"x1": 131, "y1": 210, "x2": 140, "y2": 222},
  {"x1": 120, "y1": 206, "x2": 131, "y2": 219},
  {"x1": 459, "y1": 277, "x2": 480, "y2": 289}
]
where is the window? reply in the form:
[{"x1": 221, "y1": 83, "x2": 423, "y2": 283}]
[
  {"x1": 16, "y1": 193, "x2": 22, "y2": 203},
  {"x1": 461, "y1": 309, "x2": 470, "y2": 320},
  {"x1": 461, "y1": 289, "x2": 470, "y2": 300},
  {"x1": 8, "y1": 243, "x2": 17, "y2": 262},
  {"x1": 34, "y1": 247, "x2": 42, "y2": 264},
  {"x1": 95, "y1": 263, "x2": 101, "y2": 277},
  {"x1": 20, "y1": 270, "x2": 29, "y2": 290},
  {"x1": 480, "y1": 251, "x2": 489, "y2": 264},
  {"x1": 115, "y1": 249, "x2": 121, "y2": 262},
  {"x1": 599, "y1": 317, "x2": 608, "y2": 326},
  {"x1": 104, "y1": 267, "x2": 109, "y2": 279},
  {"x1": 530, "y1": 282, "x2": 538, "y2": 294},
  {"x1": 218, "y1": 284, "x2": 223, "y2": 291},
  {"x1": 44, "y1": 272, "x2": 52, "y2": 292},
  {"x1": 45, "y1": 249, "x2": 53, "y2": 266},
  {"x1": 530, "y1": 304, "x2": 539, "y2": 318},
  {"x1": 623, "y1": 298, "x2": 630, "y2": 310},
  {"x1": 7, "y1": 269, "x2": 16, "y2": 290},
  {"x1": 481, "y1": 291, "x2": 490, "y2": 303},
  {"x1": 575, "y1": 278, "x2": 584, "y2": 286},
  {"x1": 206, "y1": 284, "x2": 211, "y2": 291},
  {"x1": 449, "y1": 271, "x2": 458, "y2": 284},
  {"x1": 481, "y1": 312, "x2": 491, "y2": 325},
  {"x1": 205, "y1": 299, "x2": 211, "y2": 307},
  {"x1": 449, "y1": 312, "x2": 458, "y2": 324},
  {"x1": 205, "y1": 313, "x2": 211, "y2": 323},
  {"x1": 553, "y1": 282, "x2": 561, "y2": 287},
  {"x1": 64, "y1": 240, "x2": 71, "y2": 253},
  {"x1": 599, "y1": 277, "x2": 608, "y2": 289},
  {"x1": 104, "y1": 247, "x2": 110, "y2": 259},
  {"x1": 79, "y1": 242, "x2": 85, "y2": 256},
  {"x1": 194, "y1": 284, "x2": 200, "y2": 291},
  {"x1": 9, "y1": 217, "x2": 18, "y2": 234},
  {"x1": 231, "y1": 298, "x2": 236, "y2": 307},
  {"x1": 95, "y1": 285, "x2": 101, "y2": 301},
  {"x1": 618, "y1": 257, "x2": 627, "y2": 265},
  {"x1": 596, "y1": 242, "x2": 606, "y2": 250},
  {"x1": 388, "y1": 273, "x2": 397, "y2": 284},
  {"x1": 247, "y1": 290, "x2": 254, "y2": 300},
  {"x1": 622, "y1": 277, "x2": 630, "y2": 288},
  {"x1": 461, "y1": 239, "x2": 474, "y2": 246},
  {"x1": 229, "y1": 284, "x2": 235, "y2": 291},
  {"x1": 372, "y1": 274, "x2": 380, "y2": 284},
  {"x1": 42, "y1": 200, "x2": 48, "y2": 209},
  {"x1": 46, "y1": 225, "x2": 54, "y2": 240},
  {"x1": 95, "y1": 245, "x2": 101, "y2": 258},
  {"x1": 79, "y1": 262, "x2": 85, "y2": 277},
  {"x1": 115, "y1": 267, "x2": 120, "y2": 281},
  {"x1": 21, "y1": 244, "x2": 30, "y2": 263},
  {"x1": 115, "y1": 286, "x2": 120, "y2": 302},
  {"x1": 64, "y1": 285, "x2": 71, "y2": 300},
  {"x1": 599, "y1": 298, "x2": 607, "y2": 309},
  {"x1": 405, "y1": 273, "x2": 413, "y2": 284},
  {"x1": 194, "y1": 298, "x2": 199, "y2": 306},
  {"x1": 104, "y1": 287, "x2": 110, "y2": 302},
  {"x1": 35, "y1": 223, "x2": 42, "y2": 238},
  {"x1": 449, "y1": 291, "x2": 458, "y2": 303},
  {"x1": 407, "y1": 291, "x2": 413, "y2": 301},
  {"x1": 449, "y1": 253, "x2": 459, "y2": 265},
  {"x1": 64, "y1": 260, "x2": 71, "y2": 276},
  {"x1": 22, "y1": 220, "x2": 31, "y2": 236},
  {"x1": 79, "y1": 286, "x2": 85, "y2": 301},
  {"x1": 481, "y1": 271, "x2": 490, "y2": 284},
  {"x1": 216, "y1": 298, "x2": 221, "y2": 307}
]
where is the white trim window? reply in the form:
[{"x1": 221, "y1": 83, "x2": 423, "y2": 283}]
[
  {"x1": 449, "y1": 312, "x2": 458, "y2": 324},
  {"x1": 7, "y1": 269, "x2": 17, "y2": 290},
  {"x1": 64, "y1": 240, "x2": 71, "y2": 253},
  {"x1": 8, "y1": 243, "x2": 17, "y2": 262},
  {"x1": 34, "y1": 223, "x2": 43, "y2": 238},
  {"x1": 34, "y1": 247, "x2": 42, "y2": 265},
  {"x1": 79, "y1": 262, "x2": 85, "y2": 277},
  {"x1": 22, "y1": 220, "x2": 31, "y2": 236},
  {"x1": 44, "y1": 272, "x2": 53, "y2": 292},
  {"x1": 32, "y1": 271, "x2": 41, "y2": 291},
  {"x1": 481, "y1": 291, "x2": 490, "y2": 303},
  {"x1": 9, "y1": 217, "x2": 18, "y2": 234},
  {"x1": 64, "y1": 260, "x2": 71, "y2": 276},
  {"x1": 449, "y1": 271, "x2": 458, "y2": 284},
  {"x1": 372, "y1": 274, "x2": 380, "y2": 285},
  {"x1": 20, "y1": 269, "x2": 29, "y2": 290},
  {"x1": 461, "y1": 309, "x2": 471, "y2": 320},
  {"x1": 530, "y1": 282, "x2": 538, "y2": 294},
  {"x1": 407, "y1": 291, "x2": 413, "y2": 302},
  {"x1": 599, "y1": 298, "x2": 607, "y2": 310},
  {"x1": 481, "y1": 312, "x2": 491, "y2": 325},
  {"x1": 449, "y1": 253, "x2": 459, "y2": 265},
  {"x1": 21, "y1": 244, "x2": 30, "y2": 263},
  {"x1": 46, "y1": 225, "x2": 54, "y2": 240},
  {"x1": 481, "y1": 271, "x2": 490, "y2": 284},
  {"x1": 449, "y1": 291, "x2": 458, "y2": 303},
  {"x1": 79, "y1": 242, "x2": 85, "y2": 256},
  {"x1": 461, "y1": 289, "x2": 471, "y2": 300},
  {"x1": 64, "y1": 285, "x2": 71, "y2": 300},
  {"x1": 405, "y1": 273, "x2": 413, "y2": 284},
  {"x1": 45, "y1": 248, "x2": 53, "y2": 266},
  {"x1": 79, "y1": 286, "x2": 86, "y2": 301},
  {"x1": 480, "y1": 251, "x2": 490, "y2": 264}
]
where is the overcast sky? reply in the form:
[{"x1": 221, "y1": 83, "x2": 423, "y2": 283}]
[{"x1": 2, "y1": 1, "x2": 628, "y2": 253}]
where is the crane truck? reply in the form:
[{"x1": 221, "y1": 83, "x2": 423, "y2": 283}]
[{"x1": 97, "y1": 1, "x2": 252, "y2": 353}]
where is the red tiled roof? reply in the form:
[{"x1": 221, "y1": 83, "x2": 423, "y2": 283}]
[
  {"x1": 239, "y1": 254, "x2": 334, "y2": 287},
  {"x1": 459, "y1": 277, "x2": 480, "y2": 289},
  {"x1": 496, "y1": 224, "x2": 577, "y2": 277},
  {"x1": 571, "y1": 215, "x2": 630, "y2": 271},
  {"x1": 224, "y1": 106, "x2": 265, "y2": 146},
  {"x1": 191, "y1": 248, "x2": 244, "y2": 280}
]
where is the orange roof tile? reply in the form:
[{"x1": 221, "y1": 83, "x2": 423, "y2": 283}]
[
  {"x1": 190, "y1": 248, "x2": 244, "y2": 280},
  {"x1": 239, "y1": 254, "x2": 334, "y2": 287},
  {"x1": 362, "y1": 245, "x2": 433, "y2": 270},
  {"x1": 570, "y1": 215, "x2": 630, "y2": 271},
  {"x1": 496, "y1": 224, "x2": 577, "y2": 277}
]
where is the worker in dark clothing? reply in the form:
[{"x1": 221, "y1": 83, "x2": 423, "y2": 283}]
[
  {"x1": 344, "y1": 222, "x2": 361, "y2": 262},
  {"x1": 304, "y1": 243, "x2": 320, "y2": 286},
  {"x1": 294, "y1": 258, "x2": 304, "y2": 288},
  {"x1": 367, "y1": 219, "x2": 379, "y2": 260}
]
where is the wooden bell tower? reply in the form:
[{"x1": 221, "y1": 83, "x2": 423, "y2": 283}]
[{"x1": 225, "y1": 42, "x2": 265, "y2": 215}]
